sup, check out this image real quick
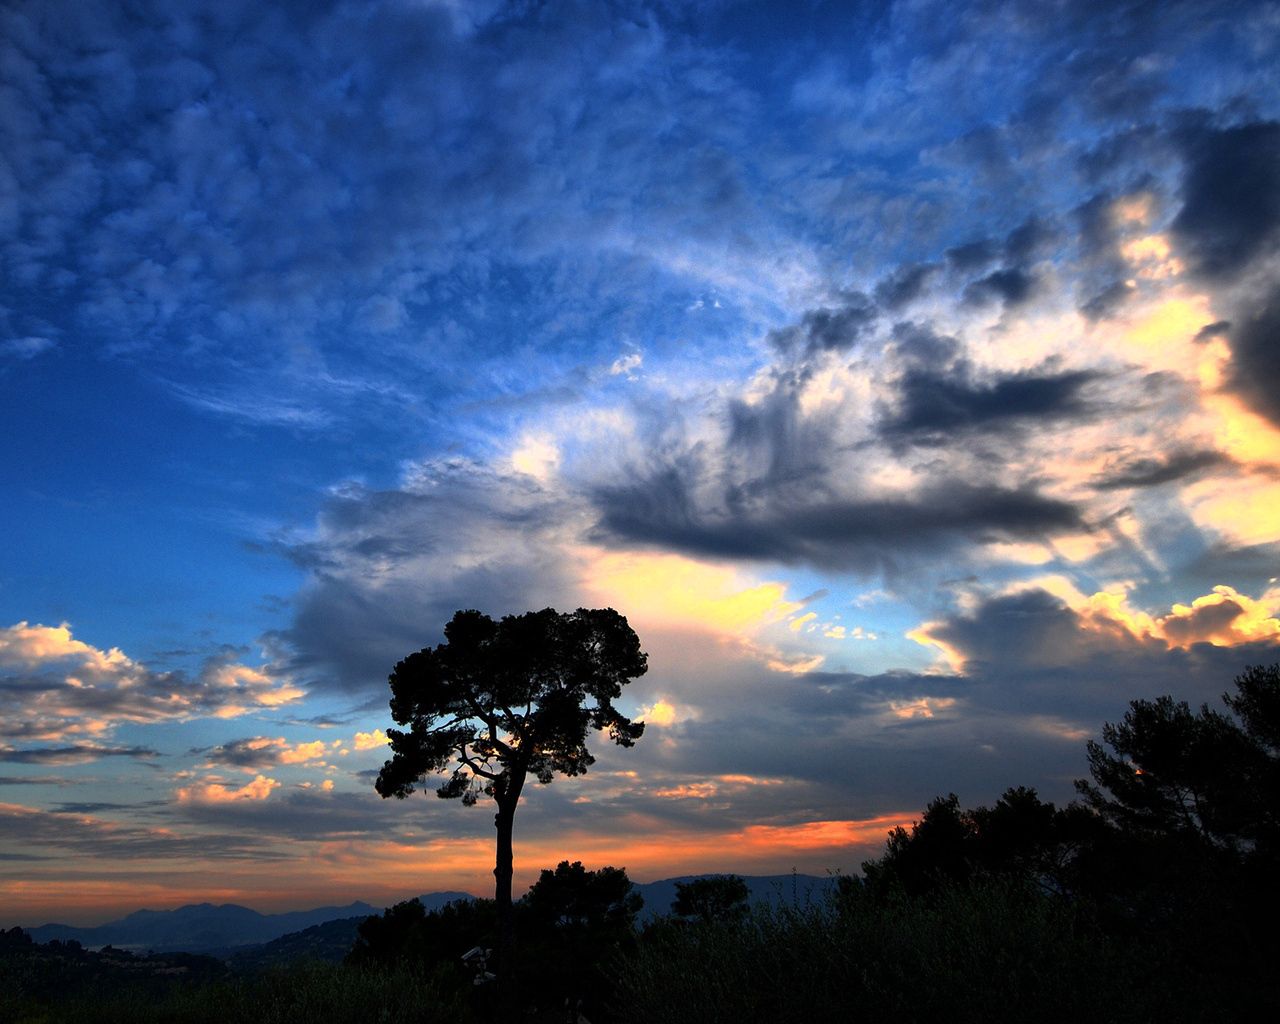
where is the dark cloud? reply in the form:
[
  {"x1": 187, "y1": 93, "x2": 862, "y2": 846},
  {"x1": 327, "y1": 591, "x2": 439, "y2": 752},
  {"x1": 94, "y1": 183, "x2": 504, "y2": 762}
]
[
  {"x1": 1092, "y1": 449, "x2": 1228, "y2": 490},
  {"x1": 0, "y1": 745, "x2": 159, "y2": 765},
  {"x1": 1171, "y1": 120, "x2": 1280, "y2": 281},
  {"x1": 767, "y1": 294, "x2": 878, "y2": 357},
  {"x1": 881, "y1": 366, "x2": 1101, "y2": 438},
  {"x1": 1226, "y1": 287, "x2": 1280, "y2": 427},
  {"x1": 874, "y1": 263, "x2": 939, "y2": 310},
  {"x1": 890, "y1": 320, "x2": 961, "y2": 365},
  {"x1": 1193, "y1": 320, "x2": 1231, "y2": 342},
  {"x1": 913, "y1": 588, "x2": 1280, "y2": 722},
  {"x1": 963, "y1": 267, "x2": 1037, "y2": 307},
  {"x1": 1003, "y1": 216, "x2": 1056, "y2": 264},
  {"x1": 593, "y1": 472, "x2": 1083, "y2": 572},
  {"x1": 172, "y1": 787, "x2": 474, "y2": 843},
  {"x1": 725, "y1": 371, "x2": 842, "y2": 499},
  {"x1": 946, "y1": 239, "x2": 996, "y2": 272},
  {"x1": 0, "y1": 801, "x2": 279, "y2": 863},
  {"x1": 195, "y1": 737, "x2": 301, "y2": 773}
]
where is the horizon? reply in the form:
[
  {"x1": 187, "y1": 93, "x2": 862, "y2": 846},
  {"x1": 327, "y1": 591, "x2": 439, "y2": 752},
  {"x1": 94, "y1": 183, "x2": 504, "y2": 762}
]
[
  {"x1": 3, "y1": 1, "x2": 1279, "y2": 929},
  {"x1": 12, "y1": 867, "x2": 836, "y2": 930}
]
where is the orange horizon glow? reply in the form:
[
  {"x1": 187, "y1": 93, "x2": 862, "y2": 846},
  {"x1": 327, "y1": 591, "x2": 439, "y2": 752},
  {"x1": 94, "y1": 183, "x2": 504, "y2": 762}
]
[{"x1": 0, "y1": 812, "x2": 912, "y2": 928}]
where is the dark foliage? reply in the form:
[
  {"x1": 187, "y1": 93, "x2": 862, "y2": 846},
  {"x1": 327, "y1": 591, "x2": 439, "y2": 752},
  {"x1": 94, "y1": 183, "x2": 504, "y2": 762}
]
[
  {"x1": 375, "y1": 607, "x2": 647, "y2": 988},
  {"x1": 519, "y1": 862, "x2": 644, "y2": 1018},
  {"x1": 857, "y1": 787, "x2": 1099, "y2": 898},
  {"x1": 346, "y1": 897, "x2": 494, "y2": 978},
  {"x1": 671, "y1": 875, "x2": 750, "y2": 923},
  {"x1": 376, "y1": 607, "x2": 647, "y2": 804},
  {"x1": 524, "y1": 861, "x2": 643, "y2": 937}
]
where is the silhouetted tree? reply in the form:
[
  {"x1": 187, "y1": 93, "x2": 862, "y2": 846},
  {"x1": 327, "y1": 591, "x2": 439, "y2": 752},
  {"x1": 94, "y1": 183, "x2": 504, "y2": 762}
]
[
  {"x1": 672, "y1": 875, "x2": 750, "y2": 923},
  {"x1": 375, "y1": 607, "x2": 647, "y2": 988},
  {"x1": 520, "y1": 861, "x2": 643, "y2": 1014},
  {"x1": 524, "y1": 860, "x2": 643, "y2": 936},
  {"x1": 1075, "y1": 667, "x2": 1280, "y2": 855},
  {"x1": 859, "y1": 788, "x2": 1096, "y2": 898},
  {"x1": 347, "y1": 897, "x2": 495, "y2": 976}
]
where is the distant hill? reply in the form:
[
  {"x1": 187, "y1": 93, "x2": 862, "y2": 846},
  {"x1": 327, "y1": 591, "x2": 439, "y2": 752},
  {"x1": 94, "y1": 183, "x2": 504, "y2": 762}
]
[
  {"x1": 25, "y1": 893, "x2": 471, "y2": 954},
  {"x1": 633, "y1": 874, "x2": 840, "y2": 921},
  {"x1": 224, "y1": 915, "x2": 370, "y2": 969},
  {"x1": 22, "y1": 875, "x2": 840, "y2": 957}
]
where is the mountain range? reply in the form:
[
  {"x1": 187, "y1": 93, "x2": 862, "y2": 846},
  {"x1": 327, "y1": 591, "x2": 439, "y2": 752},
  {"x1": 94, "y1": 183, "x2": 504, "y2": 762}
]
[{"x1": 23, "y1": 874, "x2": 840, "y2": 955}]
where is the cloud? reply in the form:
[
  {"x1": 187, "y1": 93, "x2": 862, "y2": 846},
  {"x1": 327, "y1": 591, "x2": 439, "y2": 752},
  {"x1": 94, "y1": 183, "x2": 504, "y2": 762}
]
[
  {"x1": 1226, "y1": 287, "x2": 1280, "y2": 428},
  {"x1": 911, "y1": 582, "x2": 1280, "y2": 681},
  {"x1": 0, "y1": 799, "x2": 273, "y2": 862},
  {"x1": 0, "y1": 336, "x2": 55, "y2": 359},
  {"x1": 353, "y1": 729, "x2": 389, "y2": 751},
  {"x1": 197, "y1": 736, "x2": 328, "y2": 773},
  {"x1": 963, "y1": 267, "x2": 1037, "y2": 307},
  {"x1": 266, "y1": 457, "x2": 585, "y2": 693},
  {"x1": 0, "y1": 622, "x2": 302, "y2": 743},
  {"x1": 175, "y1": 774, "x2": 280, "y2": 805},
  {"x1": 593, "y1": 471, "x2": 1083, "y2": 574},
  {"x1": 638, "y1": 700, "x2": 678, "y2": 728},
  {"x1": 1171, "y1": 120, "x2": 1280, "y2": 282},
  {"x1": 880, "y1": 365, "x2": 1101, "y2": 438},
  {"x1": 767, "y1": 294, "x2": 878, "y2": 357},
  {"x1": 0, "y1": 745, "x2": 158, "y2": 765}
]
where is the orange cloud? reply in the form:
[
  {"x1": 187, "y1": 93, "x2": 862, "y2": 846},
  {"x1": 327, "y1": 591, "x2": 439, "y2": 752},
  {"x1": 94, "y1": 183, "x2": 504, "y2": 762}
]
[
  {"x1": 175, "y1": 774, "x2": 280, "y2": 804},
  {"x1": 280, "y1": 741, "x2": 328, "y2": 764},
  {"x1": 1030, "y1": 579, "x2": 1278, "y2": 650},
  {"x1": 639, "y1": 699, "x2": 679, "y2": 727},
  {"x1": 354, "y1": 729, "x2": 390, "y2": 751}
]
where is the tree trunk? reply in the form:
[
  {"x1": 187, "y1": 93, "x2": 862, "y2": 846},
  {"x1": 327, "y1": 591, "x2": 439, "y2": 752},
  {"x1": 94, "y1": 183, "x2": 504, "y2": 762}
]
[
  {"x1": 492, "y1": 768, "x2": 525, "y2": 1009},
  {"x1": 494, "y1": 797, "x2": 517, "y2": 975}
]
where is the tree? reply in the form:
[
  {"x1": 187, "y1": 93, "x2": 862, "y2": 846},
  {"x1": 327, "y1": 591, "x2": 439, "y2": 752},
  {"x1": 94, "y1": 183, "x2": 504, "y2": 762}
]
[
  {"x1": 1071, "y1": 666, "x2": 1280, "y2": 961},
  {"x1": 375, "y1": 607, "x2": 648, "y2": 985},
  {"x1": 857, "y1": 788, "x2": 1096, "y2": 898},
  {"x1": 1074, "y1": 682, "x2": 1271, "y2": 855},
  {"x1": 520, "y1": 861, "x2": 643, "y2": 1013},
  {"x1": 523, "y1": 860, "x2": 643, "y2": 937},
  {"x1": 672, "y1": 875, "x2": 750, "y2": 923}
]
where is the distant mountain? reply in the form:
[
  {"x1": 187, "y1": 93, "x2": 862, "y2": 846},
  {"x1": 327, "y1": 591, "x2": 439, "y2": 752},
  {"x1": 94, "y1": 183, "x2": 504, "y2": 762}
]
[
  {"x1": 633, "y1": 874, "x2": 840, "y2": 921},
  {"x1": 225, "y1": 915, "x2": 370, "y2": 969},
  {"x1": 22, "y1": 875, "x2": 839, "y2": 956},
  {"x1": 25, "y1": 892, "x2": 471, "y2": 954}
]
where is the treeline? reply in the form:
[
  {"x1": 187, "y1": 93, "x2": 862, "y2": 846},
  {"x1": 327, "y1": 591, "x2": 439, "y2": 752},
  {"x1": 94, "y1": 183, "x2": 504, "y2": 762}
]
[{"x1": 616, "y1": 664, "x2": 1280, "y2": 1023}]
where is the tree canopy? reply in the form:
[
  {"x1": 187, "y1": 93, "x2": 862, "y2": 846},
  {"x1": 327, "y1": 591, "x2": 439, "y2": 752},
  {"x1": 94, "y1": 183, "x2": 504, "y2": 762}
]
[
  {"x1": 1076, "y1": 664, "x2": 1280, "y2": 857},
  {"x1": 376, "y1": 607, "x2": 647, "y2": 805}
]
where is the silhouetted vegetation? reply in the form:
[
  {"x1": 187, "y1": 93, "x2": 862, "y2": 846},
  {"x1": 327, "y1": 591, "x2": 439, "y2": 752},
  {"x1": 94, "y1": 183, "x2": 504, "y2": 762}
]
[
  {"x1": 375, "y1": 607, "x2": 648, "y2": 992},
  {"x1": 7, "y1": 664, "x2": 1278, "y2": 1021},
  {"x1": 0, "y1": 927, "x2": 469, "y2": 1023},
  {"x1": 671, "y1": 874, "x2": 750, "y2": 923}
]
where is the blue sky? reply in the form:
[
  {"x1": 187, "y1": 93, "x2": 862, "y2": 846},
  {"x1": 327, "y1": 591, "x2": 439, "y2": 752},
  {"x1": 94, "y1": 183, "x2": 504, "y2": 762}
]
[{"x1": 3, "y1": 0, "x2": 1280, "y2": 924}]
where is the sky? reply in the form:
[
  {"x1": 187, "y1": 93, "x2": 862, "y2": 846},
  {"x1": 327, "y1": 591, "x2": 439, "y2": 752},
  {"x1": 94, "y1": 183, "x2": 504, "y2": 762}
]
[{"x1": 2, "y1": 0, "x2": 1280, "y2": 927}]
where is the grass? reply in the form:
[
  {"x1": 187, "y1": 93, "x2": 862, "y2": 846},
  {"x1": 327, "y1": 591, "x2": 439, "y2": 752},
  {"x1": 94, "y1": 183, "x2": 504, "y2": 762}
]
[
  {"x1": 0, "y1": 959, "x2": 474, "y2": 1024},
  {"x1": 608, "y1": 881, "x2": 1239, "y2": 1024}
]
